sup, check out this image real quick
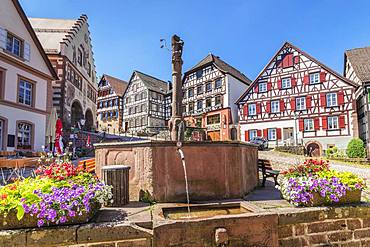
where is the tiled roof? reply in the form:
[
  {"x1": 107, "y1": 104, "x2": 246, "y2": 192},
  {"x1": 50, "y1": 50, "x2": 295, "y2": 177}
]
[
  {"x1": 101, "y1": 74, "x2": 128, "y2": 97},
  {"x1": 345, "y1": 46, "x2": 370, "y2": 82},
  {"x1": 186, "y1": 54, "x2": 251, "y2": 85},
  {"x1": 134, "y1": 70, "x2": 169, "y2": 94}
]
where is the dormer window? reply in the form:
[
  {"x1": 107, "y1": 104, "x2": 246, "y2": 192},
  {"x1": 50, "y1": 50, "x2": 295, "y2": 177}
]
[
  {"x1": 6, "y1": 32, "x2": 22, "y2": 57},
  {"x1": 310, "y1": 72, "x2": 320, "y2": 84},
  {"x1": 259, "y1": 82, "x2": 267, "y2": 93}
]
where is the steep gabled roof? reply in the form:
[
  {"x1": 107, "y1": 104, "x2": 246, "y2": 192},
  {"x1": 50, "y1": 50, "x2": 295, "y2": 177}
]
[
  {"x1": 185, "y1": 53, "x2": 251, "y2": 85},
  {"x1": 99, "y1": 74, "x2": 128, "y2": 97},
  {"x1": 345, "y1": 46, "x2": 370, "y2": 83},
  {"x1": 236, "y1": 42, "x2": 358, "y2": 104},
  {"x1": 133, "y1": 70, "x2": 169, "y2": 94},
  {"x1": 10, "y1": 0, "x2": 58, "y2": 79}
]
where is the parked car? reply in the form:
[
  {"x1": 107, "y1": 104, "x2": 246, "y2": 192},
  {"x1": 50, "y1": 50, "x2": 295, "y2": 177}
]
[{"x1": 249, "y1": 137, "x2": 268, "y2": 150}]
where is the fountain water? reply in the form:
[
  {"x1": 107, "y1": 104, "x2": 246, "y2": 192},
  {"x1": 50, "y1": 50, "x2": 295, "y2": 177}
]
[{"x1": 177, "y1": 145, "x2": 191, "y2": 218}]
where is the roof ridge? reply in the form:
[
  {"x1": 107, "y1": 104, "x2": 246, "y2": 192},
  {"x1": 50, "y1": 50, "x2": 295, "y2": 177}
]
[{"x1": 134, "y1": 70, "x2": 168, "y2": 84}]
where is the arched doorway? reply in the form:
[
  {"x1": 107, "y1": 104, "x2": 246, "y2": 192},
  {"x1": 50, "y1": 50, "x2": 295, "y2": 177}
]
[
  {"x1": 305, "y1": 141, "x2": 322, "y2": 157},
  {"x1": 85, "y1": 109, "x2": 94, "y2": 131},
  {"x1": 71, "y1": 100, "x2": 83, "y2": 128}
]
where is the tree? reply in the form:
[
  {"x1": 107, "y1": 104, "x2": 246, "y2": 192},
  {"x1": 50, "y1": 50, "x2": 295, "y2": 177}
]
[{"x1": 346, "y1": 138, "x2": 366, "y2": 158}]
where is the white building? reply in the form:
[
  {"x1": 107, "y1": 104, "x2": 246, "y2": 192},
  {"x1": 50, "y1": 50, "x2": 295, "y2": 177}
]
[{"x1": 0, "y1": 0, "x2": 57, "y2": 152}]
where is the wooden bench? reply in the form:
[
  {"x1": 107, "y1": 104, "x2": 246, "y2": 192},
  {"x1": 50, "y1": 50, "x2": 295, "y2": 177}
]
[
  {"x1": 77, "y1": 158, "x2": 96, "y2": 173},
  {"x1": 258, "y1": 159, "x2": 280, "y2": 187}
]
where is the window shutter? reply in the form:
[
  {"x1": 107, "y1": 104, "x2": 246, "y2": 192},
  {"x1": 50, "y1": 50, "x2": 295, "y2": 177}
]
[
  {"x1": 339, "y1": 115, "x2": 345, "y2": 129},
  {"x1": 243, "y1": 104, "x2": 248, "y2": 118},
  {"x1": 290, "y1": 97, "x2": 296, "y2": 111},
  {"x1": 267, "y1": 82, "x2": 272, "y2": 91},
  {"x1": 24, "y1": 42, "x2": 31, "y2": 61},
  {"x1": 277, "y1": 128, "x2": 282, "y2": 140},
  {"x1": 245, "y1": 131, "x2": 249, "y2": 142},
  {"x1": 314, "y1": 118, "x2": 320, "y2": 130},
  {"x1": 303, "y1": 75, "x2": 309, "y2": 85},
  {"x1": 322, "y1": 117, "x2": 328, "y2": 129},
  {"x1": 280, "y1": 100, "x2": 285, "y2": 111},
  {"x1": 338, "y1": 90, "x2": 345, "y2": 105},
  {"x1": 0, "y1": 27, "x2": 6, "y2": 50},
  {"x1": 293, "y1": 56, "x2": 300, "y2": 64},
  {"x1": 320, "y1": 71, "x2": 327, "y2": 82},
  {"x1": 282, "y1": 54, "x2": 293, "y2": 68},
  {"x1": 257, "y1": 129, "x2": 261, "y2": 136},
  {"x1": 256, "y1": 103, "x2": 261, "y2": 114},
  {"x1": 306, "y1": 95, "x2": 312, "y2": 109},
  {"x1": 263, "y1": 129, "x2": 268, "y2": 138},
  {"x1": 291, "y1": 76, "x2": 297, "y2": 87},
  {"x1": 266, "y1": 101, "x2": 271, "y2": 113},
  {"x1": 254, "y1": 84, "x2": 259, "y2": 93},
  {"x1": 299, "y1": 119, "x2": 304, "y2": 131},
  {"x1": 320, "y1": 93, "x2": 326, "y2": 107},
  {"x1": 277, "y1": 79, "x2": 282, "y2": 89}
]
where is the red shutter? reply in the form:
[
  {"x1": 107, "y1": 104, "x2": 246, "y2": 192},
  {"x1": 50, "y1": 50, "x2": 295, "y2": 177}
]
[
  {"x1": 257, "y1": 129, "x2": 261, "y2": 137},
  {"x1": 277, "y1": 79, "x2": 282, "y2": 89},
  {"x1": 320, "y1": 71, "x2": 327, "y2": 82},
  {"x1": 338, "y1": 91, "x2": 345, "y2": 105},
  {"x1": 293, "y1": 56, "x2": 300, "y2": 64},
  {"x1": 339, "y1": 115, "x2": 345, "y2": 129},
  {"x1": 314, "y1": 118, "x2": 320, "y2": 130},
  {"x1": 280, "y1": 100, "x2": 285, "y2": 111},
  {"x1": 266, "y1": 101, "x2": 271, "y2": 113},
  {"x1": 306, "y1": 95, "x2": 312, "y2": 109},
  {"x1": 291, "y1": 76, "x2": 297, "y2": 87},
  {"x1": 277, "y1": 128, "x2": 282, "y2": 140},
  {"x1": 267, "y1": 82, "x2": 272, "y2": 91},
  {"x1": 245, "y1": 131, "x2": 249, "y2": 141},
  {"x1": 299, "y1": 119, "x2": 304, "y2": 131},
  {"x1": 303, "y1": 75, "x2": 309, "y2": 85},
  {"x1": 320, "y1": 93, "x2": 327, "y2": 107},
  {"x1": 256, "y1": 103, "x2": 261, "y2": 114},
  {"x1": 290, "y1": 97, "x2": 296, "y2": 111},
  {"x1": 254, "y1": 84, "x2": 259, "y2": 93},
  {"x1": 263, "y1": 129, "x2": 268, "y2": 138},
  {"x1": 322, "y1": 117, "x2": 328, "y2": 129},
  {"x1": 282, "y1": 54, "x2": 293, "y2": 68}
]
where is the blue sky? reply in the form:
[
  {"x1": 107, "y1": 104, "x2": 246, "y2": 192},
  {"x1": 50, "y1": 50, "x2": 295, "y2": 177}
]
[{"x1": 21, "y1": 0, "x2": 370, "y2": 83}]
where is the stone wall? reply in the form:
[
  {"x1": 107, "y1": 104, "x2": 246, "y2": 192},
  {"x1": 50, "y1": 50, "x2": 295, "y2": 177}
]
[{"x1": 94, "y1": 141, "x2": 259, "y2": 202}]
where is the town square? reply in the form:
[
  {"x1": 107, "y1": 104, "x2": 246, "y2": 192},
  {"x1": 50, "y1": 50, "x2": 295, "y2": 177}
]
[{"x1": 0, "y1": 0, "x2": 370, "y2": 246}]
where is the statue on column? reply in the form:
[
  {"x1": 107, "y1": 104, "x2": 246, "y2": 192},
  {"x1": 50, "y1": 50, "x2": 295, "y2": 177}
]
[{"x1": 169, "y1": 35, "x2": 186, "y2": 141}]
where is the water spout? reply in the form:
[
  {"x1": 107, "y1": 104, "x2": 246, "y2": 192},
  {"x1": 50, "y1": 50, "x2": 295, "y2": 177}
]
[{"x1": 177, "y1": 143, "x2": 191, "y2": 218}]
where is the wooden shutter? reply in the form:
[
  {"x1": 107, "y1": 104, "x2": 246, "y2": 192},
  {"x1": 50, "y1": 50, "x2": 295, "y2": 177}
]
[
  {"x1": 263, "y1": 129, "x2": 268, "y2": 138},
  {"x1": 282, "y1": 54, "x2": 293, "y2": 68},
  {"x1": 314, "y1": 118, "x2": 320, "y2": 130},
  {"x1": 280, "y1": 100, "x2": 285, "y2": 111},
  {"x1": 303, "y1": 75, "x2": 309, "y2": 85},
  {"x1": 306, "y1": 95, "x2": 312, "y2": 109},
  {"x1": 291, "y1": 76, "x2": 297, "y2": 87},
  {"x1": 256, "y1": 103, "x2": 261, "y2": 114},
  {"x1": 245, "y1": 131, "x2": 249, "y2": 141},
  {"x1": 0, "y1": 27, "x2": 6, "y2": 50},
  {"x1": 299, "y1": 119, "x2": 304, "y2": 131},
  {"x1": 339, "y1": 115, "x2": 345, "y2": 129},
  {"x1": 24, "y1": 42, "x2": 31, "y2": 61},
  {"x1": 277, "y1": 128, "x2": 282, "y2": 140},
  {"x1": 243, "y1": 104, "x2": 248, "y2": 118},
  {"x1": 293, "y1": 56, "x2": 300, "y2": 64},
  {"x1": 338, "y1": 90, "x2": 345, "y2": 105},
  {"x1": 290, "y1": 97, "x2": 296, "y2": 111},
  {"x1": 267, "y1": 82, "x2": 272, "y2": 91},
  {"x1": 320, "y1": 93, "x2": 326, "y2": 107},
  {"x1": 254, "y1": 84, "x2": 259, "y2": 93},
  {"x1": 320, "y1": 71, "x2": 327, "y2": 82},
  {"x1": 266, "y1": 101, "x2": 271, "y2": 113},
  {"x1": 322, "y1": 117, "x2": 328, "y2": 129},
  {"x1": 277, "y1": 79, "x2": 282, "y2": 89},
  {"x1": 257, "y1": 129, "x2": 261, "y2": 136}
]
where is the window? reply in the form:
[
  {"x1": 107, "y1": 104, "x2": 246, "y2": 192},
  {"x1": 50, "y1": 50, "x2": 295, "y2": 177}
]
[
  {"x1": 282, "y1": 78, "x2": 291, "y2": 89},
  {"x1": 328, "y1": 116, "x2": 339, "y2": 129},
  {"x1": 87, "y1": 62, "x2": 91, "y2": 76},
  {"x1": 304, "y1": 119, "x2": 314, "y2": 131},
  {"x1": 271, "y1": 100, "x2": 280, "y2": 113},
  {"x1": 197, "y1": 85, "x2": 203, "y2": 95},
  {"x1": 77, "y1": 49, "x2": 82, "y2": 66},
  {"x1": 268, "y1": 129, "x2": 276, "y2": 140},
  {"x1": 206, "y1": 114, "x2": 220, "y2": 125},
  {"x1": 189, "y1": 102, "x2": 194, "y2": 112},
  {"x1": 17, "y1": 122, "x2": 32, "y2": 149},
  {"x1": 188, "y1": 88, "x2": 194, "y2": 97},
  {"x1": 206, "y1": 82, "x2": 212, "y2": 92},
  {"x1": 215, "y1": 79, "x2": 222, "y2": 89},
  {"x1": 151, "y1": 103, "x2": 158, "y2": 111},
  {"x1": 249, "y1": 130, "x2": 257, "y2": 140},
  {"x1": 197, "y1": 100, "x2": 203, "y2": 110},
  {"x1": 18, "y1": 79, "x2": 33, "y2": 106},
  {"x1": 259, "y1": 82, "x2": 267, "y2": 92},
  {"x1": 296, "y1": 97, "x2": 306, "y2": 111},
  {"x1": 6, "y1": 33, "x2": 22, "y2": 57},
  {"x1": 327, "y1": 93, "x2": 338, "y2": 107},
  {"x1": 135, "y1": 105, "x2": 140, "y2": 113},
  {"x1": 248, "y1": 104, "x2": 256, "y2": 116},
  {"x1": 196, "y1": 70, "x2": 203, "y2": 79},
  {"x1": 310, "y1": 73, "x2": 320, "y2": 84},
  {"x1": 206, "y1": 98, "x2": 212, "y2": 108},
  {"x1": 215, "y1": 95, "x2": 222, "y2": 106}
]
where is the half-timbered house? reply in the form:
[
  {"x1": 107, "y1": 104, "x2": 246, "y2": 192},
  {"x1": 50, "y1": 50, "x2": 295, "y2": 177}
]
[
  {"x1": 237, "y1": 42, "x2": 358, "y2": 155},
  {"x1": 344, "y1": 46, "x2": 370, "y2": 154},
  {"x1": 122, "y1": 71, "x2": 171, "y2": 134},
  {"x1": 182, "y1": 54, "x2": 251, "y2": 141}
]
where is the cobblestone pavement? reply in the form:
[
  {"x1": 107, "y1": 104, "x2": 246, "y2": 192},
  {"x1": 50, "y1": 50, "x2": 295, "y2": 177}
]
[{"x1": 259, "y1": 150, "x2": 370, "y2": 200}]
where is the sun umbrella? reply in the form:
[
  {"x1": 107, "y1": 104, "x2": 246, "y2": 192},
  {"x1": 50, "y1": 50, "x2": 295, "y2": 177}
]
[
  {"x1": 86, "y1": 134, "x2": 91, "y2": 148},
  {"x1": 46, "y1": 107, "x2": 58, "y2": 150},
  {"x1": 54, "y1": 118, "x2": 64, "y2": 154}
]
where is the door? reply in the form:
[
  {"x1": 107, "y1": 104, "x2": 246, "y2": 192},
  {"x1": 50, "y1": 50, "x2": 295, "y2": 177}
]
[
  {"x1": 307, "y1": 142, "x2": 321, "y2": 157},
  {"x1": 283, "y1": 127, "x2": 294, "y2": 145},
  {"x1": 207, "y1": 131, "x2": 220, "y2": 141}
]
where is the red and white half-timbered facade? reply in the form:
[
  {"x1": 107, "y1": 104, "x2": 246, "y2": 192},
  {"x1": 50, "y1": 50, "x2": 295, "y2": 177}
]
[{"x1": 237, "y1": 42, "x2": 358, "y2": 154}]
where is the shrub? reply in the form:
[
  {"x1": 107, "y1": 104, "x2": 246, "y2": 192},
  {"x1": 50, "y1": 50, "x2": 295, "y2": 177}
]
[
  {"x1": 346, "y1": 138, "x2": 366, "y2": 158},
  {"x1": 325, "y1": 146, "x2": 338, "y2": 158}
]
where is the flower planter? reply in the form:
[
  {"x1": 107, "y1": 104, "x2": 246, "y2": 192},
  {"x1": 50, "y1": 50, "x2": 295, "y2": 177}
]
[
  {"x1": 310, "y1": 189, "x2": 362, "y2": 206},
  {"x1": 0, "y1": 202, "x2": 100, "y2": 230}
]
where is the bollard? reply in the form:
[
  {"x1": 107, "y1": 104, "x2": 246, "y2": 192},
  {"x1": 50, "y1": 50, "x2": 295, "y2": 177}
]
[{"x1": 102, "y1": 165, "x2": 130, "y2": 207}]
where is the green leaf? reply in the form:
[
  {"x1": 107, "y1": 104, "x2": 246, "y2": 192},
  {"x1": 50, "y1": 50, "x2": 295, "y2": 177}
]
[{"x1": 16, "y1": 205, "x2": 24, "y2": 220}]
